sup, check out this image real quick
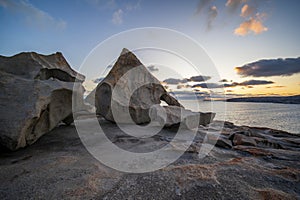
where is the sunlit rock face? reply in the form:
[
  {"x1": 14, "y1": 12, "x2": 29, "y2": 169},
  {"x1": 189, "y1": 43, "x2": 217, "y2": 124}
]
[
  {"x1": 0, "y1": 52, "x2": 85, "y2": 150},
  {"x1": 94, "y1": 48, "x2": 215, "y2": 127}
]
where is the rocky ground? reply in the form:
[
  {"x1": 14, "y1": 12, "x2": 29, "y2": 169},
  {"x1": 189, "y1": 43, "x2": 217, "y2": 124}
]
[{"x1": 0, "y1": 118, "x2": 299, "y2": 200}]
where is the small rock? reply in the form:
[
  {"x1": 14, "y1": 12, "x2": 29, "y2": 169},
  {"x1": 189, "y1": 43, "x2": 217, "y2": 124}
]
[
  {"x1": 232, "y1": 134, "x2": 257, "y2": 146},
  {"x1": 206, "y1": 134, "x2": 232, "y2": 149},
  {"x1": 216, "y1": 137, "x2": 232, "y2": 149}
]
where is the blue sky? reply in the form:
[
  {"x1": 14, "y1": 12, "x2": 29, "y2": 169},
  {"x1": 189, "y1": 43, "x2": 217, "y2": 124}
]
[{"x1": 1, "y1": 0, "x2": 300, "y2": 95}]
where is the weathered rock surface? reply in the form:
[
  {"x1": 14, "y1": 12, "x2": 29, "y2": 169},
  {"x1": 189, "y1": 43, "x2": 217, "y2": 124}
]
[
  {"x1": 149, "y1": 105, "x2": 215, "y2": 128},
  {"x1": 92, "y1": 48, "x2": 215, "y2": 126},
  {"x1": 0, "y1": 52, "x2": 85, "y2": 150},
  {"x1": 232, "y1": 133, "x2": 257, "y2": 146},
  {"x1": 0, "y1": 119, "x2": 299, "y2": 199}
]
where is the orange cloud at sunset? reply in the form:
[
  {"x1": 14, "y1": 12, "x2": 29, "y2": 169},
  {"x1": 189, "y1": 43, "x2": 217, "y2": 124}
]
[
  {"x1": 226, "y1": 0, "x2": 247, "y2": 10},
  {"x1": 234, "y1": 14, "x2": 268, "y2": 36},
  {"x1": 240, "y1": 4, "x2": 256, "y2": 18}
]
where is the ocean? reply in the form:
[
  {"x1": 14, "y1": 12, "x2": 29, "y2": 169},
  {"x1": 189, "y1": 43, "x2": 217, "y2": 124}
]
[{"x1": 180, "y1": 100, "x2": 300, "y2": 134}]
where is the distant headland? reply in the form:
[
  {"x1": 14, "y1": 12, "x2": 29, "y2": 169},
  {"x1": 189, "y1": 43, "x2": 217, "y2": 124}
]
[{"x1": 227, "y1": 95, "x2": 300, "y2": 104}]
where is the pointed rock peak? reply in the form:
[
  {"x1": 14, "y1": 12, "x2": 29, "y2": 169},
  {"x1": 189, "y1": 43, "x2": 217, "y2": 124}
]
[
  {"x1": 108, "y1": 48, "x2": 143, "y2": 74},
  {"x1": 120, "y1": 48, "x2": 130, "y2": 56}
]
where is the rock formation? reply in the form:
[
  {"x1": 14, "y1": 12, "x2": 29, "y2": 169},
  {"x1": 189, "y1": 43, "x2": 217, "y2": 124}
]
[
  {"x1": 93, "y1": 48, "x2": 215, "y2": 127},
  {"x1": 0, "y1": 52, "x2": 85, "y2": 150}
]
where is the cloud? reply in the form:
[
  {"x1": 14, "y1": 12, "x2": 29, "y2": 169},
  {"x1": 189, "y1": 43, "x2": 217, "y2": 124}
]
[
  {"x1": 192, "y1": 79, "x2": 274, "y2": 89},
  {"x1": 226, "y1": 0, "x2": 247, "y2": 13},
  {"x1": 238, "y1": 80, "x2": 274, "y2": 86},
  {"x1": 266, "y1": 85, "x2": 285, "y2": 89},
  {"x1": 163, "y1": 78, "x2": 188, "y2": 85},
  {"x1": 196, "y1": 0, "x2": 268, "y2": 36},
  {"x1": 219, "y1": 79, "x2": 229, "y2": 82},
  {"x1": 177, "y1": 84, "x2": 192, "y2": 89},
  {"x1": 231, "y1": 1, "x2": 268, "y2": 36},
  {"x1": 207, "y1": 6, "x2": 218, "y2": 30},
  {"x1": 171, "y1": 90, "x2": 212, "y2": 100},
  {"x1": 112, "y1": 9, "x2": 123, "y2": 25},
  {"x1": 86, "y1": 0, "x2": 116, "y2": 9},
  {"x1": 192, "y1": 83, "x2": 223, "y2": 89},
  {"x1": 234, "y1": 13, "x2": 267, "y2": 36},
  {"x1": 125, "y1": 0, "x2": 140, "y2": 11},
  {"x1": 195, "y1": 0, "x2": 218, "y2": 31},
  {"x1": 224, "y1": 82, "x2": 238, "y2": 87},
  {"x1": 235, "y1": 57, "x2": 300, "y2": 77},
  {"x1": 188, "y1": 75, "x2": 211, "y2": 82},
  {"x1": 224, "y1": 80, "x2": 274, "y2": 87},
  {"x1": 163, "y1": 75, "x2": 211, "y2": 85},
  {"x1": 110, "y1": 0, "x2": 140, "y2": 25},
  {"x1": 0, "y1": 0, "x2": 66, "y2": 30},
  {"x1": 147, "y1": 65, "x2": 159, "y2": 72},
  {"x1": 196, "y1": 0, "x2": 214, "y2": 14},
  {"x1": 240, "y1": 4, "x2": 256, "y2": 18}
]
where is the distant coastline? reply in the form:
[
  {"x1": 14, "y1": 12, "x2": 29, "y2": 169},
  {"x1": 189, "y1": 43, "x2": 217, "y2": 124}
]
[{"x1": 226, "y1": 95, "x2": 300, "y2": 104}]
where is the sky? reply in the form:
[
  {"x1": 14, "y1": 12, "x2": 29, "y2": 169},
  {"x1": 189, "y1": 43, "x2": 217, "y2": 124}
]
[{"x1": 0, "y1": 0, "x2": 300, "y2": 97}]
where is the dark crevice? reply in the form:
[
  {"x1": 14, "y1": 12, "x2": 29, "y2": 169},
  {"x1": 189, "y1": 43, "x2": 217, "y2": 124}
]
[
  {"x1": 95, "y1": 83, "x2": 112, "y2": 117},
  {"x1": 27, "y1": 105, "x2": 50, "y2": 145},
  {"x1": 34, "y1": 68, "x2": 77, "y2": 82}
]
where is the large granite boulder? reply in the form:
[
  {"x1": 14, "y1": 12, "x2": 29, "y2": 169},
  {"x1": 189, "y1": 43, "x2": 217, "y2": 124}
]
[
  {"x1": 0, "y1": 52, "x2": 85, "y2": 150},
  {"x1": 94, "y1": 48, "x2": 215, "y2": 127}
]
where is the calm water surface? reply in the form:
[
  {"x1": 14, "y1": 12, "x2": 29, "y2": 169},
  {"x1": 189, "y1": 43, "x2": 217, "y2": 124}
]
[{"x1": 180, "y1": 100, "x2": 300, "y2": 134}]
